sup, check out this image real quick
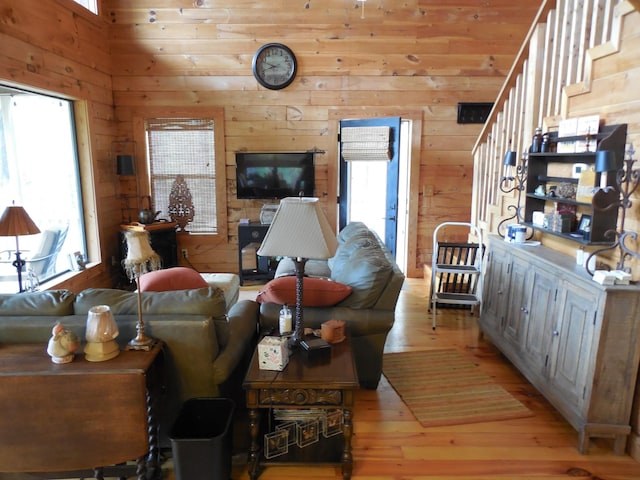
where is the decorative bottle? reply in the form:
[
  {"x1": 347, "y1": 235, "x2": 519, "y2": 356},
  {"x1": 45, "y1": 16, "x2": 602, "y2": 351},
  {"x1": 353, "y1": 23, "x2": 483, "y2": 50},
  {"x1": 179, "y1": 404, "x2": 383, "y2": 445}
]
[
  {"x1": 279, "y1": 304, "x2": 292, "y2": 335},
  {"x1": 541, "y1": 133, "x2": 550, "y2": 152},
  {"x1": 531, "y1": 127, "x2": 543, "y2": 153}
]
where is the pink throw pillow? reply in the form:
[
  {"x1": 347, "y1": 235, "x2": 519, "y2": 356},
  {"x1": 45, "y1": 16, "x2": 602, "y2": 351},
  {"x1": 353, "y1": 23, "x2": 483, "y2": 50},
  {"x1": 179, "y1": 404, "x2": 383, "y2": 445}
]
[
  {"x1": 256, "y1": 276, "x2": 352, "y2": 307},
  {"x1": 139, "y1": 267, "x2": 208, "y2": 292}
]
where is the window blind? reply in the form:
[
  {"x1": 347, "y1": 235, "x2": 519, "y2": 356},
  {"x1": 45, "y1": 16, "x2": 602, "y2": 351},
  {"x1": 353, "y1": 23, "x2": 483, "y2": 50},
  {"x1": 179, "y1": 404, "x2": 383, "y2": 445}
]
[
  {"x1": 341, "y1": 126, "x2": 392, "y2": 161},
  {"x1": 146, "y1": 118, "x2": 218, "y2": 233}
]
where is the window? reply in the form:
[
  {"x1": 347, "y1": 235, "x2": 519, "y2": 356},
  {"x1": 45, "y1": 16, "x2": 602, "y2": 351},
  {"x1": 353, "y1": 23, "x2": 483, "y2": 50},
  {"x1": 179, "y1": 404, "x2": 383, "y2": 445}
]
[
  {"x1": 73, "y1": 0, "x2": 98, "y2": 14},
  {"x1": 0, "y1": 88, "x2": 86, "y2": 292},
  {"x1": 144, "y1": 114, "x2": 226, "y2": 234}
]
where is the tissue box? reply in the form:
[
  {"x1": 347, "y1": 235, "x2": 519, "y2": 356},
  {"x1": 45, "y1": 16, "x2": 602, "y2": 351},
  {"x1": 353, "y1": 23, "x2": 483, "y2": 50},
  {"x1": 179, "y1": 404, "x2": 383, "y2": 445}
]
[{"x1": 258, "y1": 336, "x2": 290, "y2": 371}]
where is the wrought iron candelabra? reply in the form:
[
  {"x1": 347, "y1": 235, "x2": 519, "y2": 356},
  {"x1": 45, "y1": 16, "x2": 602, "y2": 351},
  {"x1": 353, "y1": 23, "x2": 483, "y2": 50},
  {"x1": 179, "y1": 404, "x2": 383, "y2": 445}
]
[
  {"x1": 497, "y1": 153, "x2": 530, "y2": 238},
  {"x1": 586, "y1": 144, "x2": 640, "y2": 275}
]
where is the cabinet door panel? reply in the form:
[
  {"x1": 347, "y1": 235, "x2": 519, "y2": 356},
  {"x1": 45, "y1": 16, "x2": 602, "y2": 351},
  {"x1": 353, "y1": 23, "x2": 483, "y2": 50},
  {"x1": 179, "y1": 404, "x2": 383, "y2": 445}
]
[
  {"x1": 481, "y1": 248, "x2": 510, "y2": 332},
  {"x1": 522, "y1": 267, "x2": 557, "y2": 368},
  {"x1": 549, "y1": 283, "x2": 596, "y2": 409},
  {"x1": 503, "y1": 258, "x2": 529, "y2": 347}
]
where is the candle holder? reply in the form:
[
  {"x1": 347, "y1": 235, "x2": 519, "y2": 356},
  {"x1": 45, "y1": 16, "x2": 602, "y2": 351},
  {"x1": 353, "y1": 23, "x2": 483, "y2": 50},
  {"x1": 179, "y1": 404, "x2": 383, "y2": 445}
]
[{"x1": 585, "y1": 144, "x2": 640, "y2": 275}]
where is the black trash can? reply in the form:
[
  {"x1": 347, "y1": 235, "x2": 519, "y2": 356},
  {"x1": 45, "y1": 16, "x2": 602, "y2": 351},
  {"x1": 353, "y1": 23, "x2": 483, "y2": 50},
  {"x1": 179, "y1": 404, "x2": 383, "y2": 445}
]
[{"x1": 169, "y1": 397, "x2": 235, "y2": 480}]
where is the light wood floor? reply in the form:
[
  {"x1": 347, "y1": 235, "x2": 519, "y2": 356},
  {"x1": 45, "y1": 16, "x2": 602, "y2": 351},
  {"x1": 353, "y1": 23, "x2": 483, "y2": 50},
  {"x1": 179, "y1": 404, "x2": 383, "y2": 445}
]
[{"x1": 228, "y1": 277, "x2": 640, "y2": 480}]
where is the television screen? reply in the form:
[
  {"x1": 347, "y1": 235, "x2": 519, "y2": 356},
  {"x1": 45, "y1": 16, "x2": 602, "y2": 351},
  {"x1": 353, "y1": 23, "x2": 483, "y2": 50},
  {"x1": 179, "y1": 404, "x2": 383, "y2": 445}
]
[{"x1": 236, "y1": 152, "x2": 315, "y2": 199}]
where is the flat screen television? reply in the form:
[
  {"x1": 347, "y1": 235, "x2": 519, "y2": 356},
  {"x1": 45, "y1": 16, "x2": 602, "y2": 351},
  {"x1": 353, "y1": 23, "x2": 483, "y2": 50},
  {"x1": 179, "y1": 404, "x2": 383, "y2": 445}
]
[{"x1": 235, "y1": 152, "x2": 315, "y2": 199}]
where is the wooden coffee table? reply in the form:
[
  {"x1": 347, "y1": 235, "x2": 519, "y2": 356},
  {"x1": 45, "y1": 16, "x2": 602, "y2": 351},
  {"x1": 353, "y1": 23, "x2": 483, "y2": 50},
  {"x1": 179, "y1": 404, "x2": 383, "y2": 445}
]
[
  {"x1": 0, "y1": 342, "x2": 164, "y2": 480},
  {"x1": 243, "y1": 336, "x2": 359, "y2": 480}
]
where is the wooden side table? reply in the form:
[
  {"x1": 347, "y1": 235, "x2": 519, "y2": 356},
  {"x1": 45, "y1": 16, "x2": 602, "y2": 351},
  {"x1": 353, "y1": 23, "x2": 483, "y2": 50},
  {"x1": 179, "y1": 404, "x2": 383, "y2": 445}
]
[
  {"x1": 0, "y1": 342, "x2": 164, "y2": 480},
  {"x1": 243, "y1": 337, "x2": 359, "y2": 480}
]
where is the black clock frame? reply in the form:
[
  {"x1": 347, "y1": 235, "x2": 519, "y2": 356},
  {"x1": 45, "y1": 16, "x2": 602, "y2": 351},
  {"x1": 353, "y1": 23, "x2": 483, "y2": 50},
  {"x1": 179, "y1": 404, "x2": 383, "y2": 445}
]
[{"x1": 252, "y1": 43, "x2": 297, "y2": 90}]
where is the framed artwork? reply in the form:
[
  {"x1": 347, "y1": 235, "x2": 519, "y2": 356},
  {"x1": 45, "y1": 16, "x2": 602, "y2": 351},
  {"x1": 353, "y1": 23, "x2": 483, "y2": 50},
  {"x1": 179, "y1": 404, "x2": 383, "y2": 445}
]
[{"x1": 578, "y1": 214, "x2": 592, "y2": 235}]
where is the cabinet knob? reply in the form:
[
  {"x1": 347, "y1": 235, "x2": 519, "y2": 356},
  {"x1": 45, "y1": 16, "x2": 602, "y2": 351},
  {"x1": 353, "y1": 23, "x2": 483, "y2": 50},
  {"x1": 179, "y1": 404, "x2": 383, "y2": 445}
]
[
  {"x1": 521, "y1": 307, "x2": 529, "y2": 314},
  {"x1": 497, "y1": 290, "x2": 503, "y2": 295},
  {"x1": 553, "y1": 330, "x2": 559, "y2": 336}
]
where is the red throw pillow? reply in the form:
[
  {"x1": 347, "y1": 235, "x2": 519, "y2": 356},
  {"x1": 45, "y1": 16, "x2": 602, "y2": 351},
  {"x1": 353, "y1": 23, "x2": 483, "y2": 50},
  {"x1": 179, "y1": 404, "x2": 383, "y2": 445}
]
[
  {"x1": 139, "y1": 267, "x2": 208, "y2": 292},
  {"x1": 256, "y1": 277, "x2": 352, "y2": 307}
]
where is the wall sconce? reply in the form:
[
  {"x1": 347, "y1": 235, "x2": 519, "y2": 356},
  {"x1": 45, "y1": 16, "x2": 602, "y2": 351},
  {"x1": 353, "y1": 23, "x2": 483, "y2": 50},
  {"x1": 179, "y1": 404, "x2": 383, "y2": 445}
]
[
  {"x1": 594, "y1": 150, "x2": 619, "y2": 189},
  {"x1": 586, "y1": 144, "x2": 640, "y2": 275},
  {"x1": 497, "y1": 152, "x2": 530, "y2": 239},
  {"x1": 502, "y1": 150, "x2": 517, "y2": 180}
]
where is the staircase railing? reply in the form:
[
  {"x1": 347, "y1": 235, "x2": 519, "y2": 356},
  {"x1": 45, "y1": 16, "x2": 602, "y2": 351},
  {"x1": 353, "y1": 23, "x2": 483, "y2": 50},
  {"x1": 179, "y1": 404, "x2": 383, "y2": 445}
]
[{"x1": 471, "y1": 0, "x2": 631, "y2": 234}]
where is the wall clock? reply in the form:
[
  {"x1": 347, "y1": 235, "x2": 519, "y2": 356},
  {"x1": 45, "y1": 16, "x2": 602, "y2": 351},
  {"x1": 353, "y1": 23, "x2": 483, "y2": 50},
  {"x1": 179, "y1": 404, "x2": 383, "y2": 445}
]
[{"x1": 252, "y1": 43, "x2": 297, "y2": 90}]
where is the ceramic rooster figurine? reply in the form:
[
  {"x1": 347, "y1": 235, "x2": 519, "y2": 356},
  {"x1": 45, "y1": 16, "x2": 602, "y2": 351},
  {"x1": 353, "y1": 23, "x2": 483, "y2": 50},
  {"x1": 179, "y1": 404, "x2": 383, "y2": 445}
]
[{"x1": 47, "y1": 322, "x2": 81, "y2": 364}]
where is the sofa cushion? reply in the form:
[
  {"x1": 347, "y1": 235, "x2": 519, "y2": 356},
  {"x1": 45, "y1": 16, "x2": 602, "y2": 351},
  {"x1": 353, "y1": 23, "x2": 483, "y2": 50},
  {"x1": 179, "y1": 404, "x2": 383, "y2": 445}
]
[
  {"x1": 0, "y1": 290, "x2": 75, "y2": 316},
  {"x1": 74, "y1": 287, "x2": 227, "y2": 319},
  {"x1": 256, "y1": 277, "x2": 352, "y2": 307},
  {"x1": 332, "y1": 248, "x2": 393, "y2": 308},
  {"x1": 199, "y1": 273, "x2": 240, "y2": 310},
  {"x1": 139, "y1": 267, "x2": 209, "y2": 292},
  {"x1": 329, "y1": 229, "x2": 380, "y2": 275}
]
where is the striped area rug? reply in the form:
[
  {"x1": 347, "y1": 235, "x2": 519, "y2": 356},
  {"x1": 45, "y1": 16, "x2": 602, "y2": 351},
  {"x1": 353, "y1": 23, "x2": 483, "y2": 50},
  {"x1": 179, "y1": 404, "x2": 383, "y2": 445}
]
[{"x1": 383, "y1": 349, "x2": 532, "y2": 427}]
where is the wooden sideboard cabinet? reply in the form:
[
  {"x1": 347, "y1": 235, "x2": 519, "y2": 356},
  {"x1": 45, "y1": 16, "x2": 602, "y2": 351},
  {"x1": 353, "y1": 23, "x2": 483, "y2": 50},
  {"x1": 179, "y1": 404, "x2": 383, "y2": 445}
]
[{"x1": 479, "y1": 235, "x2": 640, "y2": 454}]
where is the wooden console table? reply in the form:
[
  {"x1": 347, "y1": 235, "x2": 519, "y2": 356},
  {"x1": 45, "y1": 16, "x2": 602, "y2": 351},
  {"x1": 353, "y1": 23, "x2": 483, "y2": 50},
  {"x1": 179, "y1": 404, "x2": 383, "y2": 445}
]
[
  {"x1": 243, "y1": 337, "x2": 359, "y2": 480},
  {"x1": 0, "y1": 342, "x2": 164, "y2": 480}
]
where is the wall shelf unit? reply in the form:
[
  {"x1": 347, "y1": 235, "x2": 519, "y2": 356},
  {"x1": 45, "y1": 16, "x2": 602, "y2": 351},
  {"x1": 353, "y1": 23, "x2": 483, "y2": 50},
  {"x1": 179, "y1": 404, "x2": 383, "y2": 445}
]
[{"x1": 523, "y1": 124, "x2": 627, "y2": 245}]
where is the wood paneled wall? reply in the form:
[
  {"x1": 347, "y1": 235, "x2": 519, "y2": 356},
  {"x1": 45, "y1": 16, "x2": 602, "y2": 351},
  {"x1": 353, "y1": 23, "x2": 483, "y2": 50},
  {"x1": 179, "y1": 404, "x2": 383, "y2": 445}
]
[{"x1": 105, "y1": 0, "x2": 540, "y2": 277}]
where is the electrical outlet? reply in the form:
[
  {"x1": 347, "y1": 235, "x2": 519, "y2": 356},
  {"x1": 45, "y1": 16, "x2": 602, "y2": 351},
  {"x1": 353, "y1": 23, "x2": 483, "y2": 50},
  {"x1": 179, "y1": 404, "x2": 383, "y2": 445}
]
[{"x1": 181, "y1": 249, "x2": 188, "y2": 259}]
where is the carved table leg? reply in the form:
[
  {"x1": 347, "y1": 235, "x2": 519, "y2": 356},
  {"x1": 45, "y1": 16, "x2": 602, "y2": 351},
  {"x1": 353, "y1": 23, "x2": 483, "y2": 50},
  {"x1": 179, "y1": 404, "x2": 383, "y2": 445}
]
[
  {"x1": 145, "y1": 385, "x2": 161, "y2": 479},
  {"x1": 248, "y1": 407, "x2": 261, "y2": 480},
  {"x1": 342, "y1": 408, "x2": 353, "y2": 480},
  {"x1": 135, "y1": 454, "x2": 146, "y2": 480}
]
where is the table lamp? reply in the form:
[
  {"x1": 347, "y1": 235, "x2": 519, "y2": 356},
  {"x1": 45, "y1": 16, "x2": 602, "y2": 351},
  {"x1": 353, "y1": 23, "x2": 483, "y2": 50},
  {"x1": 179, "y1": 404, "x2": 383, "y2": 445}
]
[
  {"x1": 0, "y1": 204, "x2": 41, "y2": 293},
  {"x1": 122, "y1": 230, "x2": 162, "y2": 350},
  {"x1": 257, "y1": 197, "x2": 338, "y2": 345},
  {"x1": 84, "y1": 305, "x2": 120, "y2": 361}
]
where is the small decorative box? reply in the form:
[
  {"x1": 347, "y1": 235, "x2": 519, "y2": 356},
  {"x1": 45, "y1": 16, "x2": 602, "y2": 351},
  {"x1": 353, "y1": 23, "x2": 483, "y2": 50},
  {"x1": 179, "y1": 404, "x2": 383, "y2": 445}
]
[{"x1": 258, "y1": 336, "x2": 290, "y2": 371}]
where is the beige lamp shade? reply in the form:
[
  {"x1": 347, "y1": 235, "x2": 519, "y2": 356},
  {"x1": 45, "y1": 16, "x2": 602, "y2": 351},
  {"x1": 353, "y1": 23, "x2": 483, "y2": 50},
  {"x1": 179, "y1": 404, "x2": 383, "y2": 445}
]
[
  {"x1": 257, "y1": 197, "x2": 338, "y2": 260},
  {"x1": 85, "y1": 305, "x2": 120, "y2": 362},
  {"x1": 0, "y1": 205, "x2": 41, "y2": 237},
  {"x1": 122, "y1": 230, "x2": 162, "y2": 280}
]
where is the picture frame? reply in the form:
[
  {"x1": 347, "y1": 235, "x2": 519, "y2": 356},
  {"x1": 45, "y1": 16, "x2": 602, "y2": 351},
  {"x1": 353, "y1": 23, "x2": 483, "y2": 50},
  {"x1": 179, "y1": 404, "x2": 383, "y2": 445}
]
[
  {"x1": 578, "y1": 214, "x2": 592, "y2": 235},
  {"x1": 296, "y1": 419, "x2": 319, "y2": 448},
  {"x1": 275, "y1": 421, "x2": 298, "y2": 446},
  {"x1": 323, "y1": 410, "x2": 343, "y2": 438},
  {"x1": 264, "y1": 430, "x2": 288, "y2": 459}
]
